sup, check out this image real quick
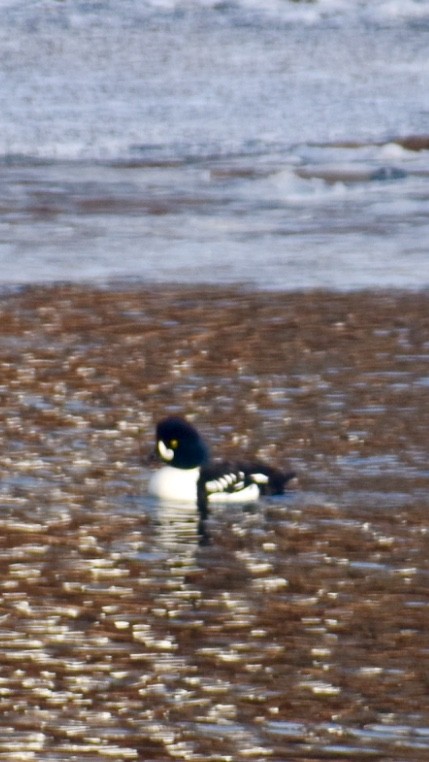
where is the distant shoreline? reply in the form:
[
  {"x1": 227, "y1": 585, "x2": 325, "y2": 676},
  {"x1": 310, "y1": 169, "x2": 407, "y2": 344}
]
[{"x1": 1, "y1": 281, "x2": 429, "y2": 299}]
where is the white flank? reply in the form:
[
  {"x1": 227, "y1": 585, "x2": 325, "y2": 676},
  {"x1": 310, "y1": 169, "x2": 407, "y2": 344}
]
[{"x1": 208, "y1": 483, "x2": 260, "y2": 504}]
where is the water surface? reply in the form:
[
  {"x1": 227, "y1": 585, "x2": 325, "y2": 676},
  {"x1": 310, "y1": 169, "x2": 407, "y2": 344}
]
[{"x1": 0, "y1": 285, "x2": 427, "y2": 760}]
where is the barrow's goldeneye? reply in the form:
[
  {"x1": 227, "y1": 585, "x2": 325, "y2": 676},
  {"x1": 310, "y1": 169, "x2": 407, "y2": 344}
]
[{"x1": 148, "y1": 416, "x2": 296, "y2": 516}]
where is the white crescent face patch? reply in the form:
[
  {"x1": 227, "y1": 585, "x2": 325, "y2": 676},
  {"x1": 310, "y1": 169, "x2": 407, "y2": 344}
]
[{"x1": 158, "y1": 440, "x2": 175, "y2": 462}]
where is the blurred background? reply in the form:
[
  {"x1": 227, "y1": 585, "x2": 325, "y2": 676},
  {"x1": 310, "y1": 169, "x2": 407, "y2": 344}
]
[{"x1": 0, "y1": 0, "x2": 428, "y2": 289}]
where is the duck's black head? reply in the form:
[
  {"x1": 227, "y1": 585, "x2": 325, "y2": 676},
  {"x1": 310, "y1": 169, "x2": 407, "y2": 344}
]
[{"x1": 154, "y1": 416, "x2": 210, "y2": 469}]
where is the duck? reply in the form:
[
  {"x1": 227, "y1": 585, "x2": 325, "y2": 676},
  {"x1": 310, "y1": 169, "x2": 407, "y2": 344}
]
[{"x1": 148, "y1": 416, "x2": 296, "y2": 516}]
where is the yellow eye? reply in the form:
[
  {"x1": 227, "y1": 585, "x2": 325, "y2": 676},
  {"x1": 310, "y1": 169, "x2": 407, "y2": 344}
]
[{"x1": 170, "y1": 439, "x2": 178, "y2": 449}]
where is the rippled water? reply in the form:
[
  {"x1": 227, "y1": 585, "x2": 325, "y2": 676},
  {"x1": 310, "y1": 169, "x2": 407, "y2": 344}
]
[{"x1": 0, "y1": 286, "x2": 427, "y2": 760}]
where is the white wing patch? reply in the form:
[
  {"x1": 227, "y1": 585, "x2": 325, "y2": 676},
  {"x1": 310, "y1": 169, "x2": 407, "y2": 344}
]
[
  {"x1": 203, "y1": 468, "x2": 270, "y2": 503},
  {"x1": 250, "y1": 472, "x2": 270, "y2": 484},
  {"x1": 205, "y1": 471, "x2": 246, "y2": 494}
]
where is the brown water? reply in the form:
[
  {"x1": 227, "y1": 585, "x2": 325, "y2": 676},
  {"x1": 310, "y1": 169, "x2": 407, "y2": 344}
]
[{"x1": 0, "y1": 285, "x2": 427, "y2": 761}]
